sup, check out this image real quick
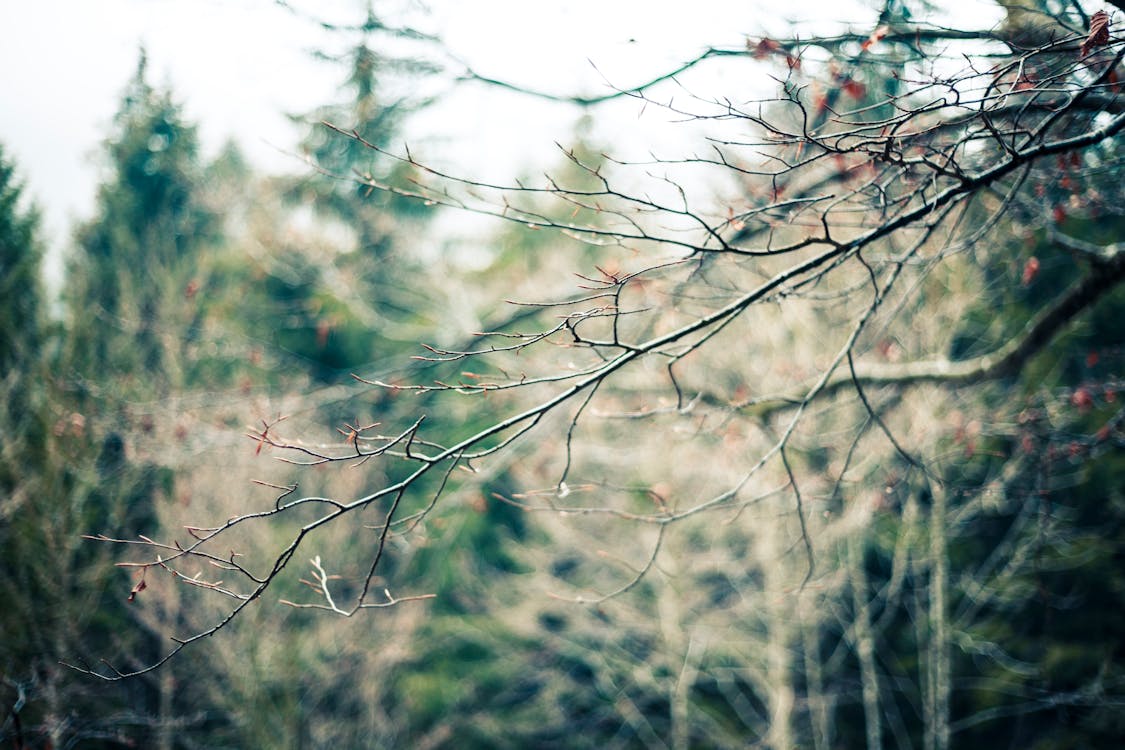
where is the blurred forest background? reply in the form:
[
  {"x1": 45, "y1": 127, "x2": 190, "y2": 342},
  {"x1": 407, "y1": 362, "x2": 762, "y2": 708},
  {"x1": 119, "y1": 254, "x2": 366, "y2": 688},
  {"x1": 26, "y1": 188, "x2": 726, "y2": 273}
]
[{"x1": 3, "y1": 0, "x2": 1125, "y2": 748}]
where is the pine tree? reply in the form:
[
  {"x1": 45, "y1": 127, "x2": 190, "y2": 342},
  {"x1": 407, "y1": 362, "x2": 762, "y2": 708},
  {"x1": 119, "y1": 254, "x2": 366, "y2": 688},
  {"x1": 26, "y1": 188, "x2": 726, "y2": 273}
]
[
  {"x1": 0, "y1": 144, "x2": 44, "y2": 370},
  {"x1": 273, "y1": 5, "x2": 437, "y2": 382},
  {"x1": 0, "y1": 142, "x2": 153, "y2": 749},
  {"x1": 66, "y1": 50, "x2": 216, "y2": 388}
]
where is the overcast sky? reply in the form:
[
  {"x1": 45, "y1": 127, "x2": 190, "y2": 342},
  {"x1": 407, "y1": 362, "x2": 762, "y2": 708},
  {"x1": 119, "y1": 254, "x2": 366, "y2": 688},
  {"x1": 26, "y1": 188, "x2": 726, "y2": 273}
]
[{"x1": 1, "y1": 0, "x2": 1001, "y2": 279}]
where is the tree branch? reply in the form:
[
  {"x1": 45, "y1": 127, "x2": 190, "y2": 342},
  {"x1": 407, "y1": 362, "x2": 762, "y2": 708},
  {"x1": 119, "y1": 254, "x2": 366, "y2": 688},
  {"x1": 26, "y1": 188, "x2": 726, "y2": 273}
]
[{"x1": 738, "y1": 244, "x2": 1125, "y2": 415}]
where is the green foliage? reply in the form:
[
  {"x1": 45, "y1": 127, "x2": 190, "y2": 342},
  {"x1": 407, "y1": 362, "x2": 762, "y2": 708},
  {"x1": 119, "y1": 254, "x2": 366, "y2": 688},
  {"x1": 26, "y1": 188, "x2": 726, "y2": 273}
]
[
  {"x1": 0, "y1": 145, "x2": 44, "y2": 370},
  {"x1": 66, "y1": 51, "x2": 217, "y2": 383},
  {"x1": 291, "y1": 7, "x2": 436, "y2": 248},
  {"x1": 0, "y1": 144, "x2": 46, "y2": 499},
  {"x1": 0, "y1": 140, "x2": 167, "y2": 748}
]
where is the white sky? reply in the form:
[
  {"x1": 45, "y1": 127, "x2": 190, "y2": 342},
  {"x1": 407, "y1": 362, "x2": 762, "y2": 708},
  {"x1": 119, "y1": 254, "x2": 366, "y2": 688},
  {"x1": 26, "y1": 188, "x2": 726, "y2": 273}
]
[{"x1": 0, "y1": 0, "x2": 1000, "y2": 279}]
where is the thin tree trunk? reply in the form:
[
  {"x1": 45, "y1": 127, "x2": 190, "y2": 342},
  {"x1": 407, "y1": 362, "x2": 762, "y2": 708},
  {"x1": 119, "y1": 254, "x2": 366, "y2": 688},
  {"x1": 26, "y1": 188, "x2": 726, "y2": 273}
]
[
  {"x1": 849, "y1": 536, "x2": 883, "y2": 750},
  {"x1": 924, "y1": 482, "x2": 950, "y2": 750},
  {"x1": 799, "y1": 594, "x2": 831, "y2": 750},
  {"x1": 157, "y1": 660, "x2": 174, "y2": 750},
  {"x1": 671, "y1": 636, "x2": 701, "y2": 750},
  {"x1": 765, "y1": 585, "x2": 797, "y2": 750},
  {"x1": 762, "y1": 520, "x2": 796, "y2": 750}
]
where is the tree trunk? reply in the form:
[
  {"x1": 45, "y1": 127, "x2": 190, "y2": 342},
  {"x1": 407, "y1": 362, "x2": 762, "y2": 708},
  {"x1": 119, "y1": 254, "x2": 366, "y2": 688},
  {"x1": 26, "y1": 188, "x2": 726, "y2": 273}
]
[
  {"x1": 849, "y1": 536, "x2": 883, "y2": 750},
  {"x1": 924, "y1": 482, "x2": 950, "y2": 750}
]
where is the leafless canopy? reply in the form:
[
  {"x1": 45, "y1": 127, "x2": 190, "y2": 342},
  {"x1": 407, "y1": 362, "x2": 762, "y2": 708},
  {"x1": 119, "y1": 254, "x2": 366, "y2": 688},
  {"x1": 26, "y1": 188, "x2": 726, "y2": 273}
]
[{"x1": 79, "y1": 8, "x2": 1125, "y2": 681}]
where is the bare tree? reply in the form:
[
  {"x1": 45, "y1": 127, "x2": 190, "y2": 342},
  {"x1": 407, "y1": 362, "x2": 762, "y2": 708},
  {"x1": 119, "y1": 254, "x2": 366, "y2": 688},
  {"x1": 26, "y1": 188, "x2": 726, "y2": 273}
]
[{"x1": 80, "y1": 2, "x2": 1125, "y2": 745}]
